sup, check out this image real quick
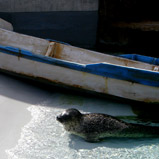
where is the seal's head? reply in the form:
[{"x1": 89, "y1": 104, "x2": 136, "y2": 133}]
[
  {"x1": 56, "y1": 108, "x2": 82, "y2": 124},
  {"x1": 56, "y1": 108, "x2": 83, "y2": 133}
]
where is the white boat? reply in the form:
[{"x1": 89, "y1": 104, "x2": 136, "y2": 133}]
[
  {"x1": 0, "y1": 18, "x2": 13, "y2": 31},
  {"x1": 0, "y1": 27, "x2": 159, "y2": 104}
]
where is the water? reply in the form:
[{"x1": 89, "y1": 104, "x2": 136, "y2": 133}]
[{"x1": 6, "y1": 93, "x2": 159, "y2": 159}]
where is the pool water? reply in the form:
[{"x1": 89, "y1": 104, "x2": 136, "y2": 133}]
[{"x1": 6, "y1": 93, "x2": 159, "y2": 159}]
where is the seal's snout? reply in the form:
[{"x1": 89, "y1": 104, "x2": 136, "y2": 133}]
[
  {"x1": 56, "y1": 111, "x2": 70, "y2": 123},
  {"x1": 56, "y1": 114, "x2": 63, "y2": 123}
]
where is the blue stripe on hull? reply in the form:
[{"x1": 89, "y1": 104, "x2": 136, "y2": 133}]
[{"x1": 0, "y1": 45, "x2": 159, "y2": 87}]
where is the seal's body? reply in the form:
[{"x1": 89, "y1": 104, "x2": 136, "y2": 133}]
[{"x1": 56, "y1": 108, "x2": 159, "y2": 142}]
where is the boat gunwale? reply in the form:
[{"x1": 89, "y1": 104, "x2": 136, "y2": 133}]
[{"x1": 0, "y1": 45, "x2": 159, "y2": 88}]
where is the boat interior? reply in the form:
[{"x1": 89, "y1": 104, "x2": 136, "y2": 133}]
[{"x1": 0, "y1": 27, "x2": 159, "y2": 72}]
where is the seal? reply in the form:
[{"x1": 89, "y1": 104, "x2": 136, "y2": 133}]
[{"x1": 56, "y1": 108, "x2": 159, "y2": 142}]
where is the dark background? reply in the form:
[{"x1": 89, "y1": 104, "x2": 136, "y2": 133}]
[
  {"x1": 1, "y1": 1, "x2": 159, "y2": 57},
  {"x1": 98, "y1": 0, "x2": 159, "y2": 56}
]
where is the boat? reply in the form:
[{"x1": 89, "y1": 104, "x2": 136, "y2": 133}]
[
  {"x1": 0, "y1": 18, "x2": 13, "y2": 31},
  {"x1": 0, "y1": 27, "x2": 159, "y2": 104}
]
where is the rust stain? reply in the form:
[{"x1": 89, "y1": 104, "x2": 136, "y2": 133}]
[
  {"x1": 52, "y1": 43, "x2": 74, "y2": 62},
  {"x1": 152, "y1": 66, "x2": 159, "y2": 72},
  {"x1": 53, "y1": 43, "x2": 63, "y2": 59},
  {"x1": 142, "y1": 98, "x2": 158, "y2": 104},
  {"x1": 115, "y1": 57, "x2": 137, "y2": 67},
  {"x1": 82, "y1": 72, "x2": 87, "y2": 76},
  {"x1": 72, "y1": 84, "x2": 84, "y2": 89},
  {"x1": 2, "y1": 67, "x2": 85, "y2": 91},
  {"x1": 115, "y1": 57, "x2": 155, "y2": 71},
  {"x1": 123, "y1": 60, "x2": 129, "y2": 67},
  {"x1": 13, "y1": 70, "x2": 86, "y2": 91}
]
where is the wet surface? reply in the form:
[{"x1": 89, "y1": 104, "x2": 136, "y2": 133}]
[
  {"x1": 6, "y1": 96, "x2": 159, "y2": 159},
  {"x1": 1, "y1": 73, "x2": 159, "y2": 159}
]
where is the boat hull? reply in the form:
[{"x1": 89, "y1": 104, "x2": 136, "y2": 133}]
[
  {"x1": 0, "y1": 27, "x2": 159, "y2": 104},
  {"x1": 0, "y1": 52, "x2": 158, "y2": 104}
]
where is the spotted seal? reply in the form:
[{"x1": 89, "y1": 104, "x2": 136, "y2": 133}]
[{"x1": 56, "y1": 108, "x2": 159, "y2": 142}]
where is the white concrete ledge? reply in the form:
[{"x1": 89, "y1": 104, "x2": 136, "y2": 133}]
[{"x1": 0, "y1": 0, "x2": 98, "y2": 12}]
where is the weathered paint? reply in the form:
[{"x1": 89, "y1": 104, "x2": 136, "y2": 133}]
[
  {"x1": 50, "y1": 42, "x2": 159, "y2": 72},
  {"x1": 1, "y1": 44, "x2": 159, "y2": 87},
  {"x1": 0, "y1": 52, "x2": 158, "y2": 103},
  {"x1": 0, "y1": 28, "x2": 49, "y2": 55},
  {"x1": 0, "y1": 28, "x2": 159, "y2": 103}
]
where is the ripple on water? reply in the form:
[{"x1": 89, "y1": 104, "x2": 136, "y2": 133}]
[{"x1": 6, "y1": 95, "x2": 159, "y2": 159}]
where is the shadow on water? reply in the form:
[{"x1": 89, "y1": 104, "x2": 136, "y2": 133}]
[
  {"x1": 0, "y1": 72, "x2": 131, "y2": 110},
  {"x1": 0, "y1": 72, "x2": 52, "y2": 105},
  {"x1": 68, "y1": 134, "x2": 159, "y2": 150},
  {"x1": 1, "y1": 72, "x2": 159, "y2": 119},
  {"x1": 131, "y1": 104, "x2": 159, "y2": 121}
]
